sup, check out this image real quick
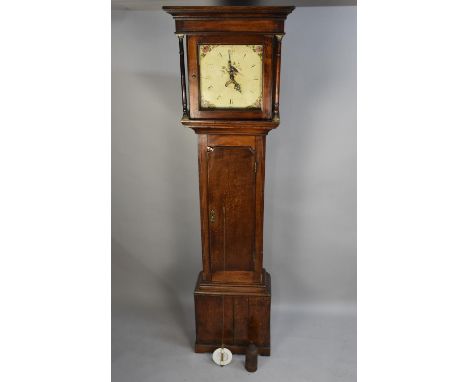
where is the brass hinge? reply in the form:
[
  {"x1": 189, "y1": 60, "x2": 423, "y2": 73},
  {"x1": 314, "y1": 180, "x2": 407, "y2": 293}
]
[{"x1": 254, "y1": 161, "x2": 257, "y2": 173}]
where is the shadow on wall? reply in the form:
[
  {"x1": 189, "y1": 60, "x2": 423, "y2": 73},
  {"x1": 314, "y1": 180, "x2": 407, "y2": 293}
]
[
  {"x1": 112, "y1": 71, "x2": 200, "y2": 348},
  {"x1": 264, "y1": 6, "x2": 357, "y2": 307}
]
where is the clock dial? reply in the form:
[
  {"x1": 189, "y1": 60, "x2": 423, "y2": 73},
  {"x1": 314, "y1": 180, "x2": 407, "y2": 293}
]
[{"x1": 199, "y1": 44, "x2": 263, "y2": 109}]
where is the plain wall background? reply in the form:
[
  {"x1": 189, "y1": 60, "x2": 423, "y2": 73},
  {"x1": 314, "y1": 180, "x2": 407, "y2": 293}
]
[{"x1": 112, "y1": 7, "x2": 356, "y2": 312}]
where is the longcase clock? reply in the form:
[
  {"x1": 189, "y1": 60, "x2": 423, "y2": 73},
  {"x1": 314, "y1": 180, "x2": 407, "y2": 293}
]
[{"x1": 163, "y1": 6, "x2": 295, "y2": 357}]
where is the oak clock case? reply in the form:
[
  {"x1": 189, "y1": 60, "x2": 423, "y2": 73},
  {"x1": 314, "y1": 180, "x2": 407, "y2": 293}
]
[{"x1": 163, "y1": 6, "x2": 294, "y2": 360}]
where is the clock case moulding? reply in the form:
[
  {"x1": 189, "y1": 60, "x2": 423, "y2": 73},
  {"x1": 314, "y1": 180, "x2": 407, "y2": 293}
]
[{"x1": 163, "y1": 6, "x2": 294, "y2": 357}]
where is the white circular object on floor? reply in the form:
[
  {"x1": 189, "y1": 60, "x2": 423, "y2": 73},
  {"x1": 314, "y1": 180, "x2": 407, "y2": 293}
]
[{"x1": 212, "y1": 347, "x2": 233, "y2": 366}]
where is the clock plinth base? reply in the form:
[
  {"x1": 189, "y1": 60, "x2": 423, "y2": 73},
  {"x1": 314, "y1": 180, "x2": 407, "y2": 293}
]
[{"x1": 194, "y1": 271, "x2": 271, "y2": 356}]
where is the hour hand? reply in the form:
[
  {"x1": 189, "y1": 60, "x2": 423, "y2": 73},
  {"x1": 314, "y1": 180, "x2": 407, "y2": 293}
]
[{"x1": 225, "y1": 79, "x2": 242, "y2": 93}]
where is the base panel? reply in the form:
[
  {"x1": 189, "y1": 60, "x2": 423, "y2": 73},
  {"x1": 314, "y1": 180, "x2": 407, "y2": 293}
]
[{"x1": 194, "y1": 271, "x2": 271, "y2": 355}]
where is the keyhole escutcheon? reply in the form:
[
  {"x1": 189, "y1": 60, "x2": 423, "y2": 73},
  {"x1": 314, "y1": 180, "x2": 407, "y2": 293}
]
[{"x1": 209, "y1": 209, "x2": 216, "y2": 223}]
